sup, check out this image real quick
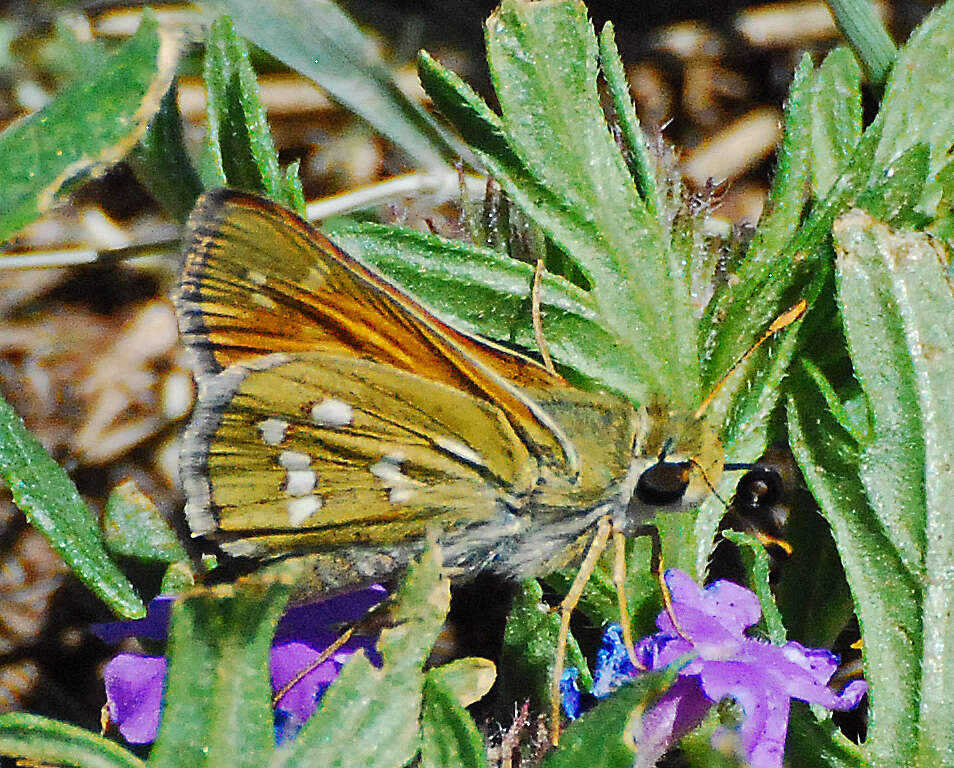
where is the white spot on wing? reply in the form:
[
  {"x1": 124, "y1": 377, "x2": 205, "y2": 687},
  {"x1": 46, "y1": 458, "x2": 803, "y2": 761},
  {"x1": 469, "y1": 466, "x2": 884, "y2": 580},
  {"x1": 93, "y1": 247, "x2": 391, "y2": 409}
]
[
  {"x1": 257, "y1": 418, "x2": 288, "y2": 446},
  {"x1": 370, "y1": 452, "x2": 422, "y2": 504},
  {"x1": 434, "y1": 436, "x2": 484, "y2": 466},
  {"x1": 278, "y1": 450, "x2": 311, "y2": 470},
  {"x1": 287, "y1": 495, "x2": 322, "y2": 526},
  {"x1": 311, "y1": 398, "x2": 354, "y2": 427},
  {"x1": 285, "y1": 469, "x2": 317, "y2": 497},
  {"x1": 252, "y1": 293, "x2": 277, "y2": 310},
  {"x1": 246, "y1": 269, "x2": 267, "y2": 286}
]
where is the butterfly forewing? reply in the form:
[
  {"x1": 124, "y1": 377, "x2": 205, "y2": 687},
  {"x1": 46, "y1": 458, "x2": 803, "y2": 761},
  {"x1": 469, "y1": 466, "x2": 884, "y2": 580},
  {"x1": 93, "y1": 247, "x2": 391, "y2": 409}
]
[{"x1": 177, "y1": 190, "x2": 579, "y2": 474}]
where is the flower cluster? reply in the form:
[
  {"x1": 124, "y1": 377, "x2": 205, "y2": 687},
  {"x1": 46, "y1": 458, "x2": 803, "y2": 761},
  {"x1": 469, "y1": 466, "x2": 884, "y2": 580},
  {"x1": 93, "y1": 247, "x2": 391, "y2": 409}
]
[
  {"x1": 561, "y1": 570, "x2": 866, "y2": 768},
  {"x1": 94, "y1": 586, "x2": 387, "y2": 744}
]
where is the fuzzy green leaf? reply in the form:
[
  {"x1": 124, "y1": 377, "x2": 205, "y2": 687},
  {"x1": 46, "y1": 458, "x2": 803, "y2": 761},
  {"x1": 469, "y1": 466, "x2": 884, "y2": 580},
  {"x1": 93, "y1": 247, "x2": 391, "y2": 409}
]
[
  {"x1": 871, "y1": 0, "x2": 954, "y2": 213},
  {"x1": 420, "y1": 675, "x2": 490, "y2": 768},
  {"x1": 329, "y1": 222, "x2": 651, "y2": 403},
  {"x1": 597, "y1": 22, "x2": 660, "y2": 219},
  {"x1": 0, "y1": 713, "x2": 146, "y2": 768},
  {"x1": 0, "y1": 11, "x2": 178, "y2": 242},
  {"x1": 148, "y1": 581, "x2": 291, "y2": 768},
  {"x1": 0, "y1": 392, "x2": 144, "y2": 618},
  {"x1": 274, "y1": 545, "x2": 449, "y2": 768},
  {"x1": 102, "y1": 478, "x2": 188, "y2": 563},
  {"x1": 203, "y1": 16, "x2": 300, "y2": 211},
  {"x1": 831, "y1": 211, "x2": 954, "y2": 766},
  {"x1": 788, "y1": 366, "x2": 921, "y2": 767},
  {"x1": 810, "y1": 47, "x2": 863, "y2": 199},
  {"x1": 484, "y1": 0, "x2": 694, "y2": 407}
]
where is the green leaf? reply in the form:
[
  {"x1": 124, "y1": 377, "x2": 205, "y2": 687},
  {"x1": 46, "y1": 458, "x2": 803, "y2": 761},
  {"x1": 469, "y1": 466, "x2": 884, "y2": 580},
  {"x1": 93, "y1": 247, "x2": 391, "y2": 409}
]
[
  {"x1": 498, "y1": 579, "x2": 591, "y2": 712},
  {"x1": 328, "y1": 222, "x2": 651, "y2": 404},
  {"x1": 721, "y1": 530, "x2": 786, "y2": 644},
  {"x1": 810, "y1": 47, "x2": 862, "y2": 199},
  {"x1": 0, "y1": 10, "x2": 178, "y2": 241},
  {"x1": 788, "y1": 368, "x2": 921, "y2": 767},
  {"x1": 426, "y1": 658, "x2": 496, "y2": 708},
  {"x1": 483, "y1": 0, "x2": 695, "y2": 407},
  {"x1": 148, "y1": 580, "x2": 291, "y2": 768},
  {"x1": 203, "y1": 16, "x2": 299, "y2": 210},
  {"x1": 0, "y1": 392, "x2": 144, "y2": 618},
  {"x1": 204, "y1": 0, "x2": 463, "y2": 171},
  {"x1": 597, "y1": 22, "x2": 660, "y2": 219},
  {"x1": 858, "y1": 142, "x2": 930, "y2": 227},
  {"x1": 102, "y1": 478, "x2": 188, "y2": 563},
  {"x1": 540, "y1": 670, "x2": 670, "y2": 768},
  {"x1": 871, "y1": 0, "x2": 954, "y2": 213},
  {"x1": 826, "y1": 0, "x2": 896, "y2": 86},
  {"x1": 0, "y1": 712, "x2": 146, "y2": 768},
  {"x1": 831, "y1": 211, "x2": 954, "y2": 766},
  {"x1": 699, "y1": 53, "x2": 814, "y2": 451},
  {"x1": 274, "y1": 544, "x2": 450, "y2": 768},
  {"x1": 420, "y1": 675, "x2": 490, "y2": 768},
  {"x1": 419, "y1": 16, "x2": 690, "y2": 409},
  {"x1": 126, "y1": 80, "x2": 203, "y2": 222}
]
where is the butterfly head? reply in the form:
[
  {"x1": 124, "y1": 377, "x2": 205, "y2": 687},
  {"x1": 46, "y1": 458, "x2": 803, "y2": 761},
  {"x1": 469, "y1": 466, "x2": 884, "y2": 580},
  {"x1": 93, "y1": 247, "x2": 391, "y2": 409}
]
[{"x1": 626, "y1": 402, "x2": 723, "y2": 521}]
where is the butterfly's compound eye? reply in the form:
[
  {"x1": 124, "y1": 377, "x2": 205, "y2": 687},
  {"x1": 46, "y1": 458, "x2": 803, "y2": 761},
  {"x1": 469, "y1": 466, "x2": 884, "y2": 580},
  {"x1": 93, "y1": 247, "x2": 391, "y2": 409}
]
[{"x1": 635, "y1": 460, "x2": 692, "y2": 505}]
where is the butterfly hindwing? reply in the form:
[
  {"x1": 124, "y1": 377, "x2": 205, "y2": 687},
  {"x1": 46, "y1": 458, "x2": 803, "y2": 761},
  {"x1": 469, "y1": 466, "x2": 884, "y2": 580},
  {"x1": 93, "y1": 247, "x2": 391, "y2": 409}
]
[{"x1": 182, "y1": 352, "x2": 543, "y2": 558}]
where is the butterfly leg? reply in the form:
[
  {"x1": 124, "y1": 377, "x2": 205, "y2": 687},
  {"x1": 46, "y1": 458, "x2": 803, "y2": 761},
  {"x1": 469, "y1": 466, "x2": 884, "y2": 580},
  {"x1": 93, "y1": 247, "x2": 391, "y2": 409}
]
[
  {"x1": 611, "y1": 527, "x2": 646, "y2": 672},
  {"x1": 550, "y1": 514, "x2": 613, "y2": 745},
  {"x1": 532, "y1": 258, "x2": 556, "y2": 375}
]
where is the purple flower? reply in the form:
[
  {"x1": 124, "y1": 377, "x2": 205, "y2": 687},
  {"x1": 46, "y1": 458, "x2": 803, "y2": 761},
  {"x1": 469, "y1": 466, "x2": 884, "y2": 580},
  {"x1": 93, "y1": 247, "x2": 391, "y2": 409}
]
[
  {"x1": 95, "y1": 586, "x2": 387, "y2": 745},
  {"x1": 562, "y1": 570, "x2": 866, "y2": 768}
]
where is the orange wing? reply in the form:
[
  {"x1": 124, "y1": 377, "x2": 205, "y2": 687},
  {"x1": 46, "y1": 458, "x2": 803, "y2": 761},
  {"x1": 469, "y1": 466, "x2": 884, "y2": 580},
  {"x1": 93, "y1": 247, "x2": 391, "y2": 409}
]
[{"x1": 176, "y1": 189, "x2": 579, "y2": 474}]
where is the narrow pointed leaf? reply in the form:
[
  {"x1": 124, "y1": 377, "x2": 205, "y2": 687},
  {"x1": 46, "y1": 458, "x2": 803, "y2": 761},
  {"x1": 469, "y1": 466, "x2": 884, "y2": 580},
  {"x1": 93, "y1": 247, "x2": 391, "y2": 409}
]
[
  {"x1": 0, "y1": 11, "x2": 178, "y2": 241},
  {"x1": 205, "y1": 0, "x2": 464, "y2": 171},
  {"x1": 203, "y1": 16, "x2": 299, "y2": 211},
  {"x1": 148, "y1": 581, "x2": 291, "y2": 768},
  {"x1": 274, "y1": 546, "x2": 449, "y2": 768},
  {"x1": 597, "y1": 22, "x2": 660, "y2": 219},
  {"x1": 0, "y1": 393, "x2": 144, "y2": 618},
  {"x1": 0, "y1": 713, "x2": 146, "y2": 768},
  {"x1": 810, "y1": 47, "x2": 862, "y2": 199},
  {"x1": 871, "y1": 0, "x2": 954, "y2": 212}
]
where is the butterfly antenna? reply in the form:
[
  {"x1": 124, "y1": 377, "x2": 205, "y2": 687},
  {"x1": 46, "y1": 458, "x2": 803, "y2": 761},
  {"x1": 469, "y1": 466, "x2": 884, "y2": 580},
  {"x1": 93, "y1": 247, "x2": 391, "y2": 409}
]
[
  {"x1": 532, "y1": 258, "x2": 557, "y2": 375},
  {"x1": 693, "y1": 299, "x2": 807, "y2": 421}
]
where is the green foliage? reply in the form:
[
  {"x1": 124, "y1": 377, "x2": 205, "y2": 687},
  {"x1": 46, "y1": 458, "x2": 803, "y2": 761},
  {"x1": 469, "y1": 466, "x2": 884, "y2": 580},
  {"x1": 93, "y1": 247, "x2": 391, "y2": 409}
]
[
  {"x1": 102, "y1": 479, "x2": 189, "y2": 564},
  {"x1": 0, "y1": 391, "x2": 144, "y2": 619},
  {"x1": 0, "y1": 10, "x2": 178, "y2": 242},
  {"x1": 203, "y1": 16, "x2": 303, "y2": 213}
]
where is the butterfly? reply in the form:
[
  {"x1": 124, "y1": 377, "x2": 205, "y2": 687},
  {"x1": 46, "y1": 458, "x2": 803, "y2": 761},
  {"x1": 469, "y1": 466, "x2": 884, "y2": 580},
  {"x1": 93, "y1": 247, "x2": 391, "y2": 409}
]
[{"x1": 174, "y1": 188, "x2": 727, "y2": 598}]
